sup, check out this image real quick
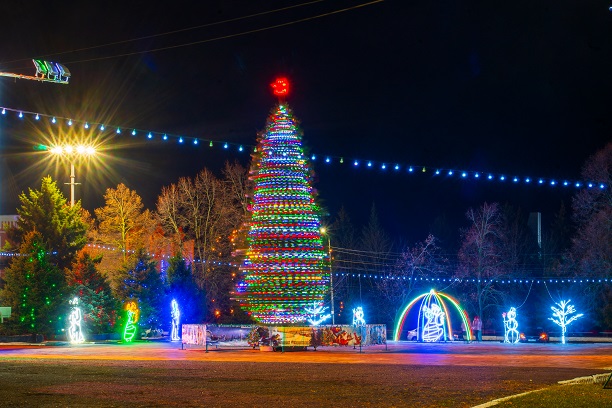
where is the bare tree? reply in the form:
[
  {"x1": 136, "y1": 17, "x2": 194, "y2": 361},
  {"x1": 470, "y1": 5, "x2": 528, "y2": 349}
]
[
  {"x1": 155, "y1": 166, "x2": 247, "y2": 321},
  {"x1": 376, "y1": 234, "x2": 448, "y2": 325},
  {"x1": 500, "y1": 204, "x2": 538, "y2": 277},
  {"x1": 569, "y1": 142, "x2": 612, "y2": 329},
  {"x1": 570, "y1": 142, "x2": 611, "y2": 278},
  {"x1": 222, "y1": 160, "x2": 251, "y2": 216},
  {"x1": 156, "y1": 183, "x2": 184, "y2": 251},
  {"x1": 456, "y1": 202, "x2": 507, "y2": 321}
]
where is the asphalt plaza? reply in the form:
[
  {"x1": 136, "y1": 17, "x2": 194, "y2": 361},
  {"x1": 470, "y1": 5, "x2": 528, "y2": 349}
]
[{"x1": 0, "y1": 340, "x2": 610, "y2": 407}]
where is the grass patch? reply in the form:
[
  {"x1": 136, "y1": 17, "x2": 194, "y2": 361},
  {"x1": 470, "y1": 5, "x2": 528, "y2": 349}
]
[{"x1": 495, "y1": 383, "x2": 612, "y2": 407}]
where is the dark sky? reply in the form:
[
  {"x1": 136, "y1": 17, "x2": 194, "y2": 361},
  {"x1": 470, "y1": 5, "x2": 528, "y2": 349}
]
[{"x1": 0, "y1": 0, "x2": 610, "y2": 246}]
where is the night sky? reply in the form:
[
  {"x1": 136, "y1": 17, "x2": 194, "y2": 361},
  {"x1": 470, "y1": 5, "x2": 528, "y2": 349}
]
[{"x1": 1, "y1": 0, "x2": 610, "y2": 246}]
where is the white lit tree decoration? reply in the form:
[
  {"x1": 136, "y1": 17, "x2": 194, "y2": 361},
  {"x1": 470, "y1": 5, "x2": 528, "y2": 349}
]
[
  {"x1": 502, "y1": 307, "x2": 519, "y2": 344},
  {"x1": 304, "y1": 302, "x2": 331, "y2": 326},
  {"x1": 68, "y1": 297, "x2": 84, "y2": 344},
  {"x1": 549, "y1": 299, "x2": 583, "y2": 344}
]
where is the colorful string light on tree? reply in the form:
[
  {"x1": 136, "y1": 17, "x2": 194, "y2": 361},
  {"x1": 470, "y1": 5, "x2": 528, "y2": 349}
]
[{"x1": 237, "y1": 78, "x2": 329, "y2": 324}]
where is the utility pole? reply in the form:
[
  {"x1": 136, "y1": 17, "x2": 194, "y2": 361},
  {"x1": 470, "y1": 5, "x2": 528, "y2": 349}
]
[{"x1": 321, "y1": 227, "x2": 335, "y2": 324}]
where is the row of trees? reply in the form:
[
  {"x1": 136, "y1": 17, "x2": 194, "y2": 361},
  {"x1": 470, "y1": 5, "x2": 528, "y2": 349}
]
[
  {"x1": 331, "y1": 143, "x2": 611, "y2": 332},
  {"x1": 0, "y1": 160, "x2": 252, "y2": 338},
  {"x1": 0, "y1": 143, "x2": 609, "y2": 338}
]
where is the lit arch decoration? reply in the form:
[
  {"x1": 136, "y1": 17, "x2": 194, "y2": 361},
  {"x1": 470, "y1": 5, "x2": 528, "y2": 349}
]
[{"x1": 393, "y1": 289, "x2": 472, "y2": 342}]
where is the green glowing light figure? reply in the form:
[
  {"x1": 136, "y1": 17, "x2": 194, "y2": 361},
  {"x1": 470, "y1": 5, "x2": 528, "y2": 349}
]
[{"x1": 123, "y1": 301, "x2": 139, "y2": 342}]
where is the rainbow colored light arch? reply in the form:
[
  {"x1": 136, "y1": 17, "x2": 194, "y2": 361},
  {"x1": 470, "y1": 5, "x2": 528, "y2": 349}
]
[{"x1": 394, "y1": 289, "x2": 472, "y2": 342}]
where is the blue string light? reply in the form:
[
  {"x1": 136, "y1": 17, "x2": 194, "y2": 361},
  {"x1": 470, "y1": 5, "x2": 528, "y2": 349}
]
[
  {"x1": 0, "y1": 106, "x2": 606, "y2": 191},
  {"x1": 335, "y1": 273, "x2": 609, "y2": 284}
]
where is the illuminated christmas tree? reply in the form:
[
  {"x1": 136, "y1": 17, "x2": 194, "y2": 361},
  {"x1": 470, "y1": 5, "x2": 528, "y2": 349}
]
[{"x1": 237, "y1": 78, "x2": 329, "y2": 324}]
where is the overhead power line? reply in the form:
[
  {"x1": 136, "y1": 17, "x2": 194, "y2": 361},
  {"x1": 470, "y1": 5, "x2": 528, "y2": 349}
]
[{"x1": 0, "y1": 0, "x2": 385, "y2": 67}]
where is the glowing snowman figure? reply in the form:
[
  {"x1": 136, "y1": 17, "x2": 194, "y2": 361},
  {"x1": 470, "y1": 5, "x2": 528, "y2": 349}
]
[
  {"x1": 503, "y1": 307, "x2": 520, "y2": 344},
  {"x1": 352, "y1": 306, "x2": 366, "y2": 326},
  {"x1": 68, "y1": 297, "x2": 84, "y2": 344},
  {"x1": 170, "y1": 299, "x2": 181, "y2": 341},
  {"x1": 421, "y1": 303, "x2": 445, "y2": 342}
]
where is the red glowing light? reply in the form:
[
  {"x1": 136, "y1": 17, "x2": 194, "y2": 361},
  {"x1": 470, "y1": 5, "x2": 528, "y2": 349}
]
[{"x1": 271, "y1": 77, "x2": 289, "y2": 97}]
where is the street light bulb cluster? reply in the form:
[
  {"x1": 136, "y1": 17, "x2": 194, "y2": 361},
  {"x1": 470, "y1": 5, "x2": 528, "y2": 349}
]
[{"x1": 50, "y1": 144, "x2": 96, "y2": 156}]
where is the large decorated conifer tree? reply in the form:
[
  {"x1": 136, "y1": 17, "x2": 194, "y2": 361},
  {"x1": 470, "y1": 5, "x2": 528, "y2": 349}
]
[{"x1": 237, "y1": 78, "x2": 329, "y2": 324}]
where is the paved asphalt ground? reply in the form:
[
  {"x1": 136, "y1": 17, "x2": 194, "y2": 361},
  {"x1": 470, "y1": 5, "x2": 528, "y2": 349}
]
[{"x1": 0, "y1": 340, "x2": 611, "y2": 407}]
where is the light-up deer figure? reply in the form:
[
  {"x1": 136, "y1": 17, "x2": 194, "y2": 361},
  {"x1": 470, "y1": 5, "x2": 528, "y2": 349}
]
[{"x1": 549, "y1": 299, "x2": 583, "y2": 345}]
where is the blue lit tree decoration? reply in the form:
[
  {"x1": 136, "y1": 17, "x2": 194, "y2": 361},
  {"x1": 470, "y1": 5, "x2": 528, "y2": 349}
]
[
  {"x1": 502, "y1": 307, "x2": 519, "y2": 344},
  {"x1": 549, "y1": 299, "x2": 583, "y2": 344}
]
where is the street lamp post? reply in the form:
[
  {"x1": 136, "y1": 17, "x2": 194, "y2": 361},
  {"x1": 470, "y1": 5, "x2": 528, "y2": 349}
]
[
  {"x1": 49, "y1": 144, "x2": 95, "y2": 207},
  {"x1": 321, "y1": 227, "x2": 335, "y2": 325},
  {"x1": 68, "y1": 162, "x2": 77, "y2": 207}
]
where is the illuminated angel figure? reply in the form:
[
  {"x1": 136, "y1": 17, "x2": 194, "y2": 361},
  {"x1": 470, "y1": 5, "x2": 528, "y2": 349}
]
[
  {"x1": 68, "y1": 297, "x2": 84, "y2": 344},
  {"x1": 503, "y1": 307, "x2": 520, "y2": 344},
  {"x1": 352, "y1": 306, "x2": 366, "y2": 326},
  {"x1": 171, "y1": 299, "x2": 181, "y2": 341},
  {"x1": 422, "y1": 304, "x2": 445, "y2": 342},
  {"x1": 123, "y1": 301, "x2": 140, "y2": 343}
]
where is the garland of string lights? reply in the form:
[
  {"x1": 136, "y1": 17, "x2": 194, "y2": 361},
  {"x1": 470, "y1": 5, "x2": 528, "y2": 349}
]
[
  {"x1": 0, "y1": 106, "x2": 606, "y2": 191},
  {"x1": 236, "y1": 78, "x2": 330, "y2": 324},
  {"x1": 334, "y1": 273, "x2": 609, "y2": 284},
  {"x1": 1, "y1": 244, "x2": 609, "y2": 284}
]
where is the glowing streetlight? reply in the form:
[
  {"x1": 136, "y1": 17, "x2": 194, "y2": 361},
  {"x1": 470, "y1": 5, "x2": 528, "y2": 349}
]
[
  {"x1": 320, "y1": 227, "x2": 335, "y2": 324},
  {"x1": 49, "y1": 144, "x2": 96, "y2": 206}
]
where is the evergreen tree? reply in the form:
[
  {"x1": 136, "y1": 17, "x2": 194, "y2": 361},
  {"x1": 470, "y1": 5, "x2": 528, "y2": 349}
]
[
  {"x1": 6, "y1": 176, "x2": 88, "y2": 272},
  {"x1": 0, "y1": 231, "x2": 66, "y2": 337},
  {"x1": 67, "y1": 252, "x2": 119, "y2": 334},
  {"x1": 166, "y1": 255, "x2": 203, "y2": 325},
  {"x1": 115, "y1": 249, "x2": 166, "y2": 332},
  {"x1": 237, "y1": 96, "x2": 329, "y2": 324}
]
